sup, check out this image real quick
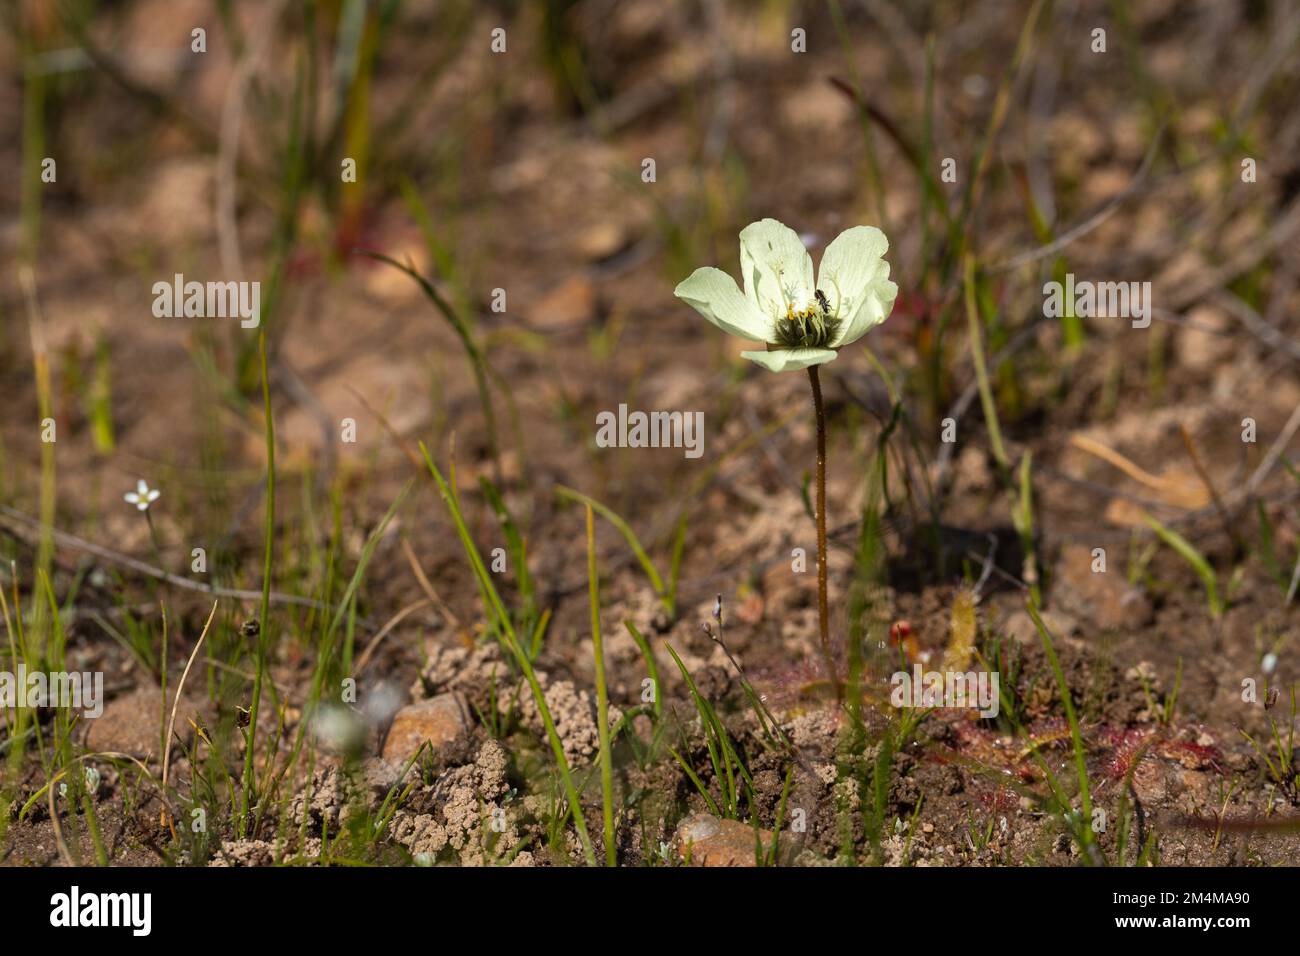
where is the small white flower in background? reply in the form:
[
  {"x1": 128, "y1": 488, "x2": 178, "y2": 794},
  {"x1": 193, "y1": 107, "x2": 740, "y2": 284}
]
[
  {"x1": 1261, "y1": 652, "x2": 1278, "y2": 675},
  {"x1": 674, "y1": 217, "x2": 897, "y2": 372},
  {"x1": 311, "y1": 704, "x2": 367, "y2": 755},
  {"x1": 359, "y1": 679, "x2": 403, "y2": 728},
  {"x1": 124, "y1": 479, "x2": 160, "y2": 512},
  {"x1": 59, "y1": 766, "x2": 102, "y2": 800}
]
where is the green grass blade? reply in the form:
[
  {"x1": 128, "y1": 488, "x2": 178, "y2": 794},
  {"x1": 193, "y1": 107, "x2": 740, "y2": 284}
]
[
  {"x1": 1027, "y1": 602, "x2": 1104, "y2": 865},
  {"x1": 585, "y1": 505, "x2": 616, "y2": 866},
  {"x1": 556, "y1": 485, "x2": 667, "y2": 607},
  {"x1": 1142, "y1": 512, "x2": 1223, "y2": 618},
  {"x1": 420, "y1": 443, "x2": 596, "y2": 865},
  {"x1": 623, "y1": 620, "x2": 661, "y2": 720}
]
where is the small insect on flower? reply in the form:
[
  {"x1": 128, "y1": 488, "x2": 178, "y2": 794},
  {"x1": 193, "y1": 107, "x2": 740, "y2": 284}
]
[{"x1": 123, "y1": 479, "x2": 161, "y2": 512}]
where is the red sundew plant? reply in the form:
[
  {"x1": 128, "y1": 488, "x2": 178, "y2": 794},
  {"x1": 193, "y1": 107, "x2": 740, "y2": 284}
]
[
  {"x1": 749, "y1": 656, "x2": 842, "y2": 714},
  {"x1": 1097, "y1": 725, "x2": 1226, "y2": 784},
  {"x1": 976, "y1": 785, "x2": 1020, "y2": 814},
  {"x1": 1099, "y1": 727, "x2": 1155, "y2": 787}
]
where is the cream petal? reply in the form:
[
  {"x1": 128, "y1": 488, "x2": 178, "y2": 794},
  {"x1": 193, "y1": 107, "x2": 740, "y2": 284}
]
[
  {"x1": 674, "y1": 267, "x2": 771, "y2": 341},
  {"x1": 740, "y1": 347, "x2": 839, "y2": 372},
  {"x1": 817, "y1": 226, "x2": 897, "y2": 346},
  {"x1": 832, "y1": 275, "x2": 897, "y2": 347},
  {"x1": 739, "y1": 219, "x2": 815, "y2": 321}
]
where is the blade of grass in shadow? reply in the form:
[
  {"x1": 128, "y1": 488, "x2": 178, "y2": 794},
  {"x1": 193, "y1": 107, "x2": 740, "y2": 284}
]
[
  {"x1": 358, "y1": 249, "x2": 501, "y2": 480},
  {"x1": 668, "y1": 748, "x2": 720, "y2": 817},
  {"x1": 764, "y1": 765, "x2": 794, "y2": 866},
  {"x1": 480, "y1": 475, "x2": 538, "y2": 645},
  {"x1": 664, "y1": 642, "x2": 753, "y2": 819},
  {"x1": 585, "y1": 505, "x2": 616, "y2": 865},
  {"x1": 666, "y1": 514, "x2": 687, "y2": 620},
  {"x1": 623, "y1": 621, "x2": 661, "y2": 721},
  {"x1": 1027, "y1": 601, "x2": 1104, "y2": 865},
  {"x1": 1141, "y1": 512, "x2": 1224, "y2": 618}
]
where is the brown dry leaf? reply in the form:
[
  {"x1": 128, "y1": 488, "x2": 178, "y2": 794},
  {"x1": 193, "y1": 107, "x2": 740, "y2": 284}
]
[
  {"x1": 1103, "y1": 463, "x2": 1207, "y2": 526},
  {"x1": 1068, "y1": 434, "x2": 1208, "y2": 526}
]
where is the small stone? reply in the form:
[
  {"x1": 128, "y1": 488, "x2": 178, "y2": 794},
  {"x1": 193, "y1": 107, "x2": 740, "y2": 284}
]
[
  {"x1": 1001, "y1": 609, "x2": 1079, "y2": 646},
  {"x1": 674, "y1": 812, "x2": 771, "y2": 867},
  {"x1": 575, "y1": 222, "x2": 626, "y2": 262},
  {"x1": 780, "y1": 79, "x2": 854, "y2": 131},
  {"x1": 381, "y1": 693, "x2": 472, "y2": 764},
  {"x1": 527, "y1": 276, "x2": 596, "y2": 330},
  {"x1": 82, "y1": 684, "x2": 204, "y2": 759}
]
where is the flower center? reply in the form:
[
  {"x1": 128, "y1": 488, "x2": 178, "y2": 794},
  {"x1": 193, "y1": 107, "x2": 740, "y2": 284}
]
[{"x1": 773, "y1": 288, "x2": 841, "y2": 349}]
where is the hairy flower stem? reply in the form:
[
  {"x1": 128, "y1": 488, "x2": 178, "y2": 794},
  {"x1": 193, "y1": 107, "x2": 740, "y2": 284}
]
[{"x1": 807, "y1": 366, "x2": 841, "y2": 705}]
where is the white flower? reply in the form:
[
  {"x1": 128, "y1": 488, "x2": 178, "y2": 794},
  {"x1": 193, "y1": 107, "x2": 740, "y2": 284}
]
[
  {"x1": 674, "y1": 218, "x2": 897, "y2": 372},
  {"x1": 124, "y1": 479, "x2": 161, "y2": 512},
  {"x1": 310, "y1": 704, "x2": 367, "y2": 754}
]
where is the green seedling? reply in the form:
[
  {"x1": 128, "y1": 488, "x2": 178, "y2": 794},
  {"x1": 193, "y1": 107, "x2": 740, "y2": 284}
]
[{"x1": 1142, "y1": 512, "x2": 1225, "y2": 618}]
